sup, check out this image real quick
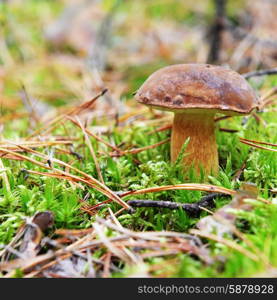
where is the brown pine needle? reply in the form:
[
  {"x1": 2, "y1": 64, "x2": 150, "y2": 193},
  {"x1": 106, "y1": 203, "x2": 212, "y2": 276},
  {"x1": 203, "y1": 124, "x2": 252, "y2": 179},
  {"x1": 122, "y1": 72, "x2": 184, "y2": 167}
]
[
  {"x1": 103, "y1": 252, "x2": 112, "y2": 278},
  {"x1": 219, "y1": 128, "x2": 239, "y2": 133},
  {"x1": 85, "y1": 184, "x2": 236, "y2": 209},
  {"x1": 214, "y1": 115, "x2": 232, "y2": 122},
  {"x1": 70, "y1": 88, "x2": 108, "y2": 116},
  {"x1": 0, "y1": 112, "x2": 29, "y2": 123},
  {"x1": 252, "y1": 112, "x2": 267, "y2": 126},
  {"x1": 259, "y1": 87, "x2": 277, "y2": 109},
  {"x1": 147, "y1": 124, "x2": 172, "y2": 135},
  {"x1": 67, "y1": 116, "x2": 123, "y2": 153},
  {"x1": 0, "y1": 147, "x2": 52, "y2": 169},
  {"x1": 125, "y1": 138, "x2": 170, "y2": 154},
  {"x1": 75, "y1": 116, "x2": 104, "y2": 184},
  {"x1": 1, "y1": 252, "x2": 55, "y2": 275},
  {"x1": 262, "y1": 98, "x2": 277, "y2": 108},
  {"x1": 108, "y1": 138, "x2": 170, "y2": 157},
  {"x1": 0, "y1": 140, "x2": 73, "y2": 150},
  {"x1": 34, "y1": 120, "x2": 67, "y2": 139},
  {"x1": 55, "y1": 228, "x2": 93, "y2": 236},
  {"x1": 199, "y1": 206, "x2": 214, "y2": 214},
  {"x1": 257, "y1": 197, "x2": 271, "y2": 204},
  {"x1": 27, "y1": 89, "x2": 107, "y2": 139},
  {"x1": 212, "y1": 214, "x2": 269, "y2": 266},
  {"x1": 27, "y1": 169, "x2": 84, "y2": 190},
  {"x1": 121, "y1": 184, "x2": 236, "y2": 198},
  {"x1": 0, "y1": 146, "x2": 130, "y2": 210},
  {"x1": 26, "y1": 169, "x2": 129, "y2": 210},
  {"x1": 83, "y1": 200, "x2": 112, "y2": 212},
  {"x1": 117, "y1": 108, "x2": 149, "y2": 123},
  {"x1": 240, "y1": 139, "x2": 277, "y2": 152},
  {"x1": 93, "y1": 222, "x2": 132, "y2": 264},
  {"x1": 240, "y1": 138, "x2": 277, "y2": 147},
  {"x1": 190, "y1": 229, "x2": 260, "y2": 262},
  {"x1": 26, "y1": 114, "x2": 65, "y2": 140}
]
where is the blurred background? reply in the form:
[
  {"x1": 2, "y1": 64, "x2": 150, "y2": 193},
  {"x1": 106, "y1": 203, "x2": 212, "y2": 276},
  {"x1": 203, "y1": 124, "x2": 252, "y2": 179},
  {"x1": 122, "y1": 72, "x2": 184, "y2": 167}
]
[{"x1": 0, "y1": 0, "x2": 276, "y2": 118}]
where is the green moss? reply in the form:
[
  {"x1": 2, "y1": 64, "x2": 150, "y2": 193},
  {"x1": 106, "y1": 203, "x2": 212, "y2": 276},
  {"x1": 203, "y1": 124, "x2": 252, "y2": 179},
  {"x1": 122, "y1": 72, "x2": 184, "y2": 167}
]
[{"x1": 0, "y1": 0, "x2": 276, "y2": 278}]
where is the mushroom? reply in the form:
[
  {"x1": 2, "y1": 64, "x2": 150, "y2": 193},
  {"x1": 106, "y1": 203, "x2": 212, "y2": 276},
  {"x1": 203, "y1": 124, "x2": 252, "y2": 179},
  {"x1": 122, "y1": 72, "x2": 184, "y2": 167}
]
[{"x1": 135, "y1": 64, "x2": 259, "y2": 176}]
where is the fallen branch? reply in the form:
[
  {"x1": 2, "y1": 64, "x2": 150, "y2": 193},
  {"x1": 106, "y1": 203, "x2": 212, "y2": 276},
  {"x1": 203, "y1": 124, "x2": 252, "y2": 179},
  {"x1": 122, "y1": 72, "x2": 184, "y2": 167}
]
[
  {"x1": 127, "y1": 193, "x2": 230, "y2": 217},
  {"x1": 243, "y1": 68, "x2": 277, "y2": 79}
]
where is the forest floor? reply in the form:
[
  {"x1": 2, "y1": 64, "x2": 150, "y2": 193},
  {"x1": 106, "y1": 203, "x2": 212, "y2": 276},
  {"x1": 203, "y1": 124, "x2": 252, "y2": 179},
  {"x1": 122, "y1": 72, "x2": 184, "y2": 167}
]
[{"x1": 0, "y1": 0, "x2": 276, "y2": 278}]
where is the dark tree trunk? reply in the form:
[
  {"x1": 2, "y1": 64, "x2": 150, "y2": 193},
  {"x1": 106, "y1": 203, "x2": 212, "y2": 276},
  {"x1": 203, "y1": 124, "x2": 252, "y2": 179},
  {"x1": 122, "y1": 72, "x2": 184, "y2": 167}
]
[{"x1": 207, "y1": 0, "x2": 227, "y2": 64}]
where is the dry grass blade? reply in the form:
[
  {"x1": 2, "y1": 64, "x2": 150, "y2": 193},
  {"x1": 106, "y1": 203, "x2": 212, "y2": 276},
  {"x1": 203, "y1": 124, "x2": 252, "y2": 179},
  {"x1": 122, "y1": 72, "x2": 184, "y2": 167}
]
[
  {"x1": 107, "y1": 208, "x2": 142, "y2": 264},
  {"x1": 69, "y1": 89, "x2": 108, "y2": 116},
  {"x1": 23, "y1": 253, "x2": 71, "y2": 278},
  {"x1": 212, "y1": 214, "x2": 269, "y2": 266},
  {"x1": 93, "y1": 222, "x2": 133, "y2": 264},
  {"x1": 190, "y1": 229, "x2": 260, "y2": 262},
  {"x1": 0, "y1": 227, "x2": 26, "y2": 262},
  {"x1": 259, "y1": 86, "x2": 277, "y2": 109},
  {"x1": 0, "y1": 140, "x2": 73, "y2": 146},
  {"x1": 0, "y1": 140, "x2": 73, "y2": 152},
  {"x1": 141, "y1": 250, "x2": 180, "y2": 259},
  {"x1": 26, "y1": 169, "x2": 130, "y2": 209},
  {"x1": 95, "y1": 217, "x2": 202, "y2": 242},
  {"x1": 0, "y1": 147, "x2": 52, "y2": 169},
  {"x1": 15, "y1": 144, "x2": 130, "y2": 209},
  {"x1": 80, "y1": 199, "x2": 112, "y2": 214},
  {"x1": 0, "y1": 146, "x2": 130, "y2": 209},
  {"x1": 94, "y1": 218, "x2": 211, "y2": 264},
  {"x1": 55, "y1": 228, "x2": 93, "y2": 237},
  {"x1": 67, "y1": 116, "x2": 123, "y2": 153},
  {"x1": 0, "y1": 158, "x2": 10, "y2": 193},
  {"x1": 0, "y1": 213, "x2": 211, "y2": 277},
  {"x1": 75, "y1": 116, "x2": 104, "y2": 184},
  {"x1": 262, "y1": 98, "x2": 277, "y2": 109},
  {"x1": 1, "y1": 252, "x2": 54, "y2": 275},
  {"x1": 107, "y1": 207, "x2": 123, "y2": 229},
  {"x1": 91, "y1": 218, "x2": 161, "y2": 242},
  {"x1": 26, "y1": 169, "x2": 87, "y2": 187},
  {"x1": 27, "y1": 89, "x2": 107, "y2": 139},
  {"x1": 262, "y1": 87, "x2": 277, "y2": 101},
  {"x1": 103, "y1": 252, "x2": 112, "y2": 278},
  {"x1": 117, "y1": 108, "x2": 149, "y2": 123},
  {"x1": 232, "y1": 154, "x2": 250, "y2": 182},
  {"x1": 2, "y1": 211, "x2": 54, "y2": 266},
  {"x1": 0, "y1": 112, "x2": 29, "y2": 123}
]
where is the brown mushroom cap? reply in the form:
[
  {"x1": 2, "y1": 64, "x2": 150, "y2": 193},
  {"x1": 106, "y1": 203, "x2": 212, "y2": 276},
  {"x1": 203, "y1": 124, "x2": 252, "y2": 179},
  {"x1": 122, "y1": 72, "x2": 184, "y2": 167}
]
[{"x1": 135, "y1": 64, "x2": 259, "y2": 115}]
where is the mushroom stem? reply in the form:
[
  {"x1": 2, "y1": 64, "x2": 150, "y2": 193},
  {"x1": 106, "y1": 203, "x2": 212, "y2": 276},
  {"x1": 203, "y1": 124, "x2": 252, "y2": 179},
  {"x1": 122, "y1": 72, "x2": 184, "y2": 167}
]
[{"x1": 171, "y1": 112, "x2": 218, "y2": 176}]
